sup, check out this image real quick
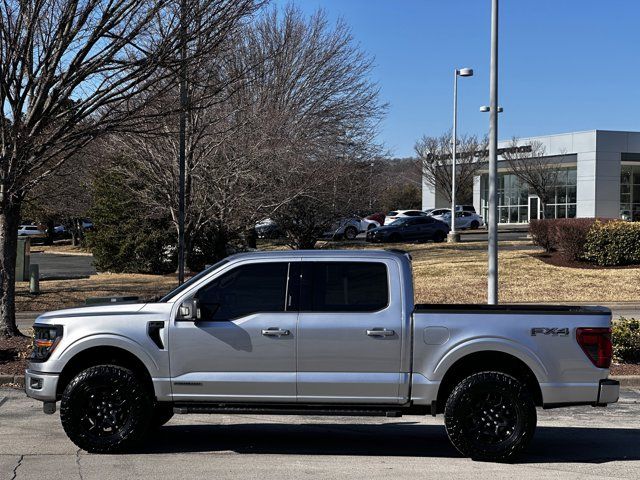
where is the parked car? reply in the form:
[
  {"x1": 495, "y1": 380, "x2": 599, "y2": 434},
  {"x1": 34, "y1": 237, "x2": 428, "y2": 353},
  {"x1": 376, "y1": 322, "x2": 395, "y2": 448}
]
[
  {"x1": 325, "y1": 215, "x2": 380, "y2": 240},
  {"x1": 367, "y1": 216, "x2": 449, "y2": 243},
  {"x1": 255, "y1": 218, "x2": 282, "y2": 239},
  {"x1": 365, "y1": 212, "x2": 386, "y2": 226},
  {"x1": 383, "y1": 209, "x2": 430, "y2": 225},
  {"x1": 430, "y1": 209, "x2": 484, "y2": 230},
  {"x1": 17, "y1": 225, "x2": 46, "y2": 238},
  {"x1": 26, "y1": 250, "x2": 619, "y2": 460},
  {"x1": 455, "y1": 205, "x2": 477, "y2": 213}
]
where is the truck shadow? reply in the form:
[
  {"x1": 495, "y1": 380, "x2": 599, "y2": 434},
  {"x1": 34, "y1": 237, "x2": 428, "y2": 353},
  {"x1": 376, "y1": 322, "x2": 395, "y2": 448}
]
[{"x1": 138, "y1": 422, "x2": 640, "y2": 463}]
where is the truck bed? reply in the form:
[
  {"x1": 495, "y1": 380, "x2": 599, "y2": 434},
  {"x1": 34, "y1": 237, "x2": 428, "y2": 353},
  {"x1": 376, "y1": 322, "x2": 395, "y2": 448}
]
[{"x1": 414, "y1": 304, "x2": 611, "y2": 315}]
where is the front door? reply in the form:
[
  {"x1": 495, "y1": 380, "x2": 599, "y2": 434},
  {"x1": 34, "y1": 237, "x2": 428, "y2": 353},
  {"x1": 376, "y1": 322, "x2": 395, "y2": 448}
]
[
  {"x1": 296, "y1": 259, "x2": 404, "y2": 404},
  {"x1": 528, "y1": 196, "x2": 540, "y2": 221},
  {"x1": 169, "y1": 260, "x2": 298, "y2": 402}
]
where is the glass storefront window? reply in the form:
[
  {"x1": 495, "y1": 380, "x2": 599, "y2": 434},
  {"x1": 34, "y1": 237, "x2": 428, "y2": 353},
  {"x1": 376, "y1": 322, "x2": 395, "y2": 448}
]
[
  {"x1": 480, "y1": 167, "x2": 577, "y2": 223},
  {"x1": 620, "y1": 165, "x2": 640, "y2": 221}
]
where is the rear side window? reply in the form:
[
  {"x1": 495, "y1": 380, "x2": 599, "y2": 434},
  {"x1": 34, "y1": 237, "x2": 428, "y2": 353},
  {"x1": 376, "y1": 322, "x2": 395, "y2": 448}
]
[
  {"x1": 387, "y1": 211, "x2": 398, "y2": 216},
  {"x1": 301, "y1": 262, "x2": 389, "y2": 312},
  {"x1": 197, "y1": 262, "x2": 289, "y2": 320}
]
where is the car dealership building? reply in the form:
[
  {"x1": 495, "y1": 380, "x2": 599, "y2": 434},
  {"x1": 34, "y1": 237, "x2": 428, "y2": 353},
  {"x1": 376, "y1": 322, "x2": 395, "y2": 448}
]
[{"x1": 421, "y1": 129, "x2": 640, "y2": 223}]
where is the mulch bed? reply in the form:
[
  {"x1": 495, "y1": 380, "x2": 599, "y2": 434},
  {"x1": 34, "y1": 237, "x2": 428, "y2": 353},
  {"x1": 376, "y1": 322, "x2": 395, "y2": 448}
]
[
  {"x1": 611, "y1": 363, "x2": 640, "y2": 376},
  {"x1": 0, "y1": 335, "x2": 32, "y2": 376},
  {"x1": 532, "y1": 250, "x2": 639, "y2": 269}
]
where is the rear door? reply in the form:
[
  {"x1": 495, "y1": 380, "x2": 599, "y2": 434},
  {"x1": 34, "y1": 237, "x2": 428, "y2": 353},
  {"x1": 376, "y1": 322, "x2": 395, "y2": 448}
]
[{"x1": 296, "y1": 258, "x2": 404, "y2": 404}]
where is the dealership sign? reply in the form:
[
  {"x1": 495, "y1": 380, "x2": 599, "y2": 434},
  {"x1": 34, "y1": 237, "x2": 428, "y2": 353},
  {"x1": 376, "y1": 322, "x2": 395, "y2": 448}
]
[{"x1": 426, "y1": 144, "x2": 532, "y2": 161}]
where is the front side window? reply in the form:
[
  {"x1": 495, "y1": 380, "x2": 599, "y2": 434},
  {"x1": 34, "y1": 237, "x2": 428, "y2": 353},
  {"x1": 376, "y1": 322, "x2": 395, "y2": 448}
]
[
  {"x1": 197, "y1": 262, "x2": 289, "y2": 320},
  {"x1": 301, "y1": 262, "x2": 389, "y2": 312}
]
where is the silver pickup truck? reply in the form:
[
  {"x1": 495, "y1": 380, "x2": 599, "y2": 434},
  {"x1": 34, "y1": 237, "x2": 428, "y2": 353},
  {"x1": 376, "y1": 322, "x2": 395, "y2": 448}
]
[{"x1": 25, "y1": 250, "x2": 619, "y2": 461}]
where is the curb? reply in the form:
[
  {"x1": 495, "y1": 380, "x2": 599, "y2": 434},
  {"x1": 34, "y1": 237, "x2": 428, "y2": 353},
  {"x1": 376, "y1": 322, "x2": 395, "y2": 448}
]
[
  {"x1": 2, "y1": 374, "x2": 639, "y2": 389},
  {"x1": 0, "y1": 374, "x2": 25, "y2": 387},
  {"x1": 611, "y1": 375, "x2": 640, "y2": 387}
]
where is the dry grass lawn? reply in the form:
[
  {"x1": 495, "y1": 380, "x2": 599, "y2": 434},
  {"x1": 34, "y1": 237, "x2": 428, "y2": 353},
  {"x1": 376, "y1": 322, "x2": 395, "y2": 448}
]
[{"x1": 15, "y1": 240, "x2": 640, "y2": 312}]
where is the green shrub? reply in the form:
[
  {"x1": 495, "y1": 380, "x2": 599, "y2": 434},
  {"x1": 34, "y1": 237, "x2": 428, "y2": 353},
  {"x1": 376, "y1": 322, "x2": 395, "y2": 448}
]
[
  {"x1": 583, "y1": 220, "x2": 640, "y2": 266},
  {"x1": 612, "y1": 318, "x2": 640, "y2": 364},
  {"x1": 86, "y1": 171, "x2": 177, "y2": 274}
]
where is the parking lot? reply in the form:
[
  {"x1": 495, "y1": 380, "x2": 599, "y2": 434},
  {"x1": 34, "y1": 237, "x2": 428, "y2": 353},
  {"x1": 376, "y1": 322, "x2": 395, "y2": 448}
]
[{"x1": 1, "y1": 387, "x2": 639, "y2": 480}]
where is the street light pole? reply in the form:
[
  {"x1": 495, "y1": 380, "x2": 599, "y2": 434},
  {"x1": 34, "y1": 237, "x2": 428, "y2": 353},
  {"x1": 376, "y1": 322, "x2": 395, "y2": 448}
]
[
  {"x1": 177, "y1": 0, "x2": 187, "y2": 285},
  {"x1": 448, "y1": 67, "x2": 473, "y2": 243},
  {"x1": 487, "y1": 0, "x2": 499, "y2": 304}
]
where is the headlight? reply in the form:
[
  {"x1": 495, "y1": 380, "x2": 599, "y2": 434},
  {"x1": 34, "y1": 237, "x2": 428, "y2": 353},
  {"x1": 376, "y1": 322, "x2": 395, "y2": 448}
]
[{"x1": 30, "y1": 324, "x2": 63, "y2": 362}]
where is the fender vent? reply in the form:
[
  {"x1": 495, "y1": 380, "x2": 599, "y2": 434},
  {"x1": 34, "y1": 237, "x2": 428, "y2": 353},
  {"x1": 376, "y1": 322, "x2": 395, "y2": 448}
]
[{"x1": 147, "y1": 321, "x2": 165, "y2": 349}]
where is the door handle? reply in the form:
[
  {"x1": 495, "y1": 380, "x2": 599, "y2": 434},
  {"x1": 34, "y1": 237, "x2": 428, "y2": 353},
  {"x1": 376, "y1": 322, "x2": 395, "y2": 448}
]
[
  {"x1": 262, "y1": 328, "x2": 290, "y2": 336},
  {"x1": 366, "y1": 328, "x2": 395, "y2": 337}
]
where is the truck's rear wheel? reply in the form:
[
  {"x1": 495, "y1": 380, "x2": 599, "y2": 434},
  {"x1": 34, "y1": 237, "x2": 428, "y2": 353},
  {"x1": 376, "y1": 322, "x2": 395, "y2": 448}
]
[
  {"x1": 444, "y1": 371, "x2": 536, "y2": 462},
  {"x1": 60, "y1": 365, "x2": 152, "y2": 453}
]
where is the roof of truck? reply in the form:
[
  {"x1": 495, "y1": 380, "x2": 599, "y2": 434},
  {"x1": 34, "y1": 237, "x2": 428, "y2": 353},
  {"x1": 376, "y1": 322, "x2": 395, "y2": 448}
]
[{"x1": 226, "y1": 249, "x2": 411, "y2": 261}]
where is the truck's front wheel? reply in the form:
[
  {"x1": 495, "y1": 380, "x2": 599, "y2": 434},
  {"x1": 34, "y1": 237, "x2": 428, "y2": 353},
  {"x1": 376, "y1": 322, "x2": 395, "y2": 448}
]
[
  {"x1": 60, "y1": 365, "x2": 153, "y2": 453},
  {"x1": 444, "y1": 371, "x2": 536, "y2": 462}
]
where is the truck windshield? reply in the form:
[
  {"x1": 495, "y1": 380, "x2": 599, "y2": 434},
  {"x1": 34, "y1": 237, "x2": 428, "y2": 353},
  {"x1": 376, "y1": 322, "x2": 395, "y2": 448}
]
[{"x1": 159, "y1": 259, "x2": 229, "y2": 302}]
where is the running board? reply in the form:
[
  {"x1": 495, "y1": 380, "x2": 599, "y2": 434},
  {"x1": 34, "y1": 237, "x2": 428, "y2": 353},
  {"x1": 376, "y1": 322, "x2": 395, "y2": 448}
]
[{"x1": 173, "y1": 404, "x2": 404, "y2": 417}]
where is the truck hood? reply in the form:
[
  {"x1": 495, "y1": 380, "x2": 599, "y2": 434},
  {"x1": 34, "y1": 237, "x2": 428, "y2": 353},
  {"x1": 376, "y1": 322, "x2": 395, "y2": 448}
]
[{"x1": 35, "y1": 303, "x2": 151, "y2": 323}]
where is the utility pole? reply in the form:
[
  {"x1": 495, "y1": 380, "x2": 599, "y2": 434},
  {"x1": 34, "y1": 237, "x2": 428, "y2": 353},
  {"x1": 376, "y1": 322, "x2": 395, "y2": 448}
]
[
  {"x1": 487, "y1": 0, "x2": 499, "y2": 304},
  {"x1": 178, "y1": 0, "x2": 187, "y2": 285}
]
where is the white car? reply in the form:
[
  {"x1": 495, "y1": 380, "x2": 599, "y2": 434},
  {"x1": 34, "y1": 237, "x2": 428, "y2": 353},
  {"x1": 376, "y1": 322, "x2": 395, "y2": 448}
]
[
  {"x1": 18, "y1": 225, "x2": 46, "y2": 237},
  {"x1": 430, "y1": 209, "x2": 484, "y2": 230},
  {"x1": 383, "y1": 209, "x2": 430, "y2": 225},
  {"x1": 326, "y1": 216, "x2": 381, "y2": 240}
]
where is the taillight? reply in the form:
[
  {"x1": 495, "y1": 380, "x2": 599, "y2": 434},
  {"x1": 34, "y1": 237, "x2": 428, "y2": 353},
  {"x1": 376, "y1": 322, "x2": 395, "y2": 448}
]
[{"x1": 576, "y1": 327, "x2": 612, "y2": 369}]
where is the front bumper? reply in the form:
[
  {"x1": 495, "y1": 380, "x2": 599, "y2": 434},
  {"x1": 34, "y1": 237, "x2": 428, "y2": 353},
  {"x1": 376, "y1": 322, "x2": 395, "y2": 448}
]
[
  {"x1": 24, "y1": 369, "x2": 59, "y2": 401},
  {"x1": 597, "y1": 378, "x2": 620, "y2": 405}
]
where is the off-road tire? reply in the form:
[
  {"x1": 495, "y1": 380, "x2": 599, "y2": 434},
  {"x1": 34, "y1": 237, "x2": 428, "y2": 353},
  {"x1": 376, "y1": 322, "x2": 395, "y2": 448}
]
[
  {"x1": 150, "y1": 404, "x2": 174, "y2": 429},
  {"x1": 60, "y1": 365, "x2": 153, "y2": 453},
  {"x1": 444, "y1": 371, "x2": 537, "y2": 462},
  {"x1": 344, "y1": 226, "x2": 358, "y2": 240}
]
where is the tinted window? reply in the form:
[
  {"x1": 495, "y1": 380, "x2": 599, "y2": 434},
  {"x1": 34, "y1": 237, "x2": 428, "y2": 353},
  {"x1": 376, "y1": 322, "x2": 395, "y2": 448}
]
[
  {"x1": 197, "y1": 262, "x2": 288, "y2": 320},
  {"x1": 301, "y1": 262, "x2": 388, "y2": 312},
  {"x1": 404, "y1": 210, "x2": 422, "y2": 216},
  {"x1": 387, "y1": 211, "x2": 398, "y2": 216}
]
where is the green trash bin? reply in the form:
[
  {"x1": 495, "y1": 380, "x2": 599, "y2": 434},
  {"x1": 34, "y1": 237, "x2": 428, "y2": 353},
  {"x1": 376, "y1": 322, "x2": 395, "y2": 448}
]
[{"x1": 16, "y1": 237, "x2": 31, "y2": 282}]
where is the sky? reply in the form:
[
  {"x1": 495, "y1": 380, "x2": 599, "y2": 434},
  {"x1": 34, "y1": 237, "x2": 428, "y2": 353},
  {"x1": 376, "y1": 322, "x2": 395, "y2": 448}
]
[{"x1": 273, "y1": 0, "x2": 640, "y2": 158}]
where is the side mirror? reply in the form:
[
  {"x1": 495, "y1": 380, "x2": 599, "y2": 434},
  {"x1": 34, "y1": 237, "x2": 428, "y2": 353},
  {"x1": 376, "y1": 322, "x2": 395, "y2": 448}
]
[{"x1": 177, "y1": 297, "x2": 201, "y2": 322}]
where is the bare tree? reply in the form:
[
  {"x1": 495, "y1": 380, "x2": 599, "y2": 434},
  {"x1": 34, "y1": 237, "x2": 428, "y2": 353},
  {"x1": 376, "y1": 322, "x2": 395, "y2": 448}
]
[
  {"x1": 0, "y1": 0, "x2": 262, "y2": 336},
  {"x1": 501, "y1": 138, "x2": 561, "y2": 218},
  {"x1": 415, "y1": 131, "x2": 488, "y2": 205},
  {"x1": 114, "y1": 5, "x2": 386, "y2": 255}
]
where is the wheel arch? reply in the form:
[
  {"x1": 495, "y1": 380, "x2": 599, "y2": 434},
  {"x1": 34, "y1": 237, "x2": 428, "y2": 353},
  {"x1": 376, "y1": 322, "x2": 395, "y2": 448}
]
[
  {"x1": 435, "y1": 350, "x2": 544, "y2": 413},
  {"x1": 56, "y1": 344, "x2": 155, "y2": 400}
]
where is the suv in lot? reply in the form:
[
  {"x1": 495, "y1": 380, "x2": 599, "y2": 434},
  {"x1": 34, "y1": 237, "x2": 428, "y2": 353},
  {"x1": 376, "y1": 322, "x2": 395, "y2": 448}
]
[{"x1": 26, "y1": 250, "x2": 618, "y2": 461}]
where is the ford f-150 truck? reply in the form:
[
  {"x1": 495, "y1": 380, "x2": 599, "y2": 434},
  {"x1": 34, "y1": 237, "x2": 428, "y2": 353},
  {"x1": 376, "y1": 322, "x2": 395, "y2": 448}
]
[{"x1": 25, "y1": 250, "x2": 619, "y2": 461}]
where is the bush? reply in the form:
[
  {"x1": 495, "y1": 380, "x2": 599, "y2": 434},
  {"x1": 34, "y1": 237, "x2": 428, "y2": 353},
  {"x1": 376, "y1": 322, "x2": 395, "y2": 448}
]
[
  {"x1": 554, "y1": 218, "x2": 597, "y2": 261},
  {"x1": 612, "y1": 318, "x2": 640, "y2": 364},
  {"x1": 86, "y1": 172, "x2": 177, "y2": 274},
  {"x1": 529, "y1": 219, "x2": 557, "y2": 252},
  {"x1": 583, "y1": 220, "x2": 640, "y2": 266}
]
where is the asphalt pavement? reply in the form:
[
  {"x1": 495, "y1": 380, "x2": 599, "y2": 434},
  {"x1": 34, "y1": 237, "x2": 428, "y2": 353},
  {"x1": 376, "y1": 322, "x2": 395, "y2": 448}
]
[
  {"x1": 30, "y1": 252, "x2": 95, "y2": 280},
  {"x1": 0, "y1": 387, "x2": 639, "y2": 479}
]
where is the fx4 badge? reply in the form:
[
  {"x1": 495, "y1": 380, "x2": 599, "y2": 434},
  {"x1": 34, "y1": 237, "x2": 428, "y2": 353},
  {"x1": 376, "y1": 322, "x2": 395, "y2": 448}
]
[{"x1": 531, "y1": 327, "x2": 570, "y2": 337}]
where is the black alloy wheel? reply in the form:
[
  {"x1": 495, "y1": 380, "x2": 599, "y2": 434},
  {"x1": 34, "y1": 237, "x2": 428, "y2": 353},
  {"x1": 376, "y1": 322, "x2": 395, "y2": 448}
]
[
  {"x1": 470, "y1": 220, "x2": 480, "y2": 230},
  {"x1": 60, "y1": 365, "x2": 153, "y2": 453},
  {"x1": 444, "y1": 371, "x2": 537, "y2": 462}
]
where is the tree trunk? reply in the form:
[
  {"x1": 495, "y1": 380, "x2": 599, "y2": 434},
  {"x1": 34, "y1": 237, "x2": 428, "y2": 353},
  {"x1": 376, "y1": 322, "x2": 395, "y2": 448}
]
[{"x1": 0, "y1": 202, "x2": 23, "y2": 337}]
